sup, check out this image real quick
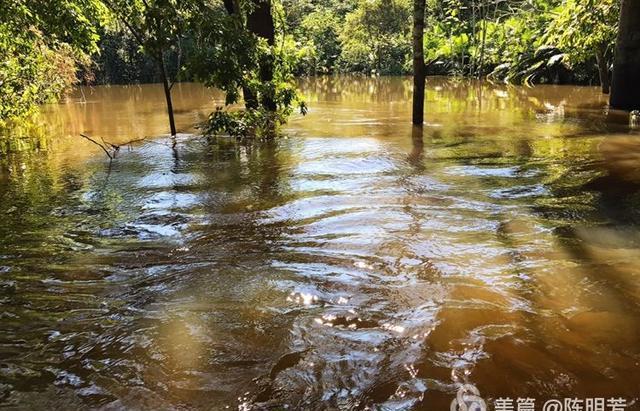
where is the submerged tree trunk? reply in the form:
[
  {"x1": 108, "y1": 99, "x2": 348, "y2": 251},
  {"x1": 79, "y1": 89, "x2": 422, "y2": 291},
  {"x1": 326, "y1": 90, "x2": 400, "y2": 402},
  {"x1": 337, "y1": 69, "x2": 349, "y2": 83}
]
[
  {"x1": 412, "y1": 0, "x2": 426, "y2": 125},
  {"x1": 248, "y1": 0, "x2": 277, "y2": 112},
  {"x1": 610, "y1": 0, "x2": 640, "y2": 110},
  {"x1": 595, "y1": 44, "x2": 610, "y2": 95},
  {"x1": 159, "y1": 54, "x2": 177, "y2": 137}
]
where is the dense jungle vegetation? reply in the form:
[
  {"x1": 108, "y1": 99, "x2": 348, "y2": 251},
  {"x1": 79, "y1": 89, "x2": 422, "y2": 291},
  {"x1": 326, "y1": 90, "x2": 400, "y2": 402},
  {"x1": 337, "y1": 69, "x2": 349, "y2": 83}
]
[
  {"x1": 88, "y1": 0, "x2": 621, "y2": 84},
  {"x1": 89, "y1": 0, "x2": 620, "y2": 82},
  {"x1": 0, "y1": 0, "x2": 636, "y2": 134}
]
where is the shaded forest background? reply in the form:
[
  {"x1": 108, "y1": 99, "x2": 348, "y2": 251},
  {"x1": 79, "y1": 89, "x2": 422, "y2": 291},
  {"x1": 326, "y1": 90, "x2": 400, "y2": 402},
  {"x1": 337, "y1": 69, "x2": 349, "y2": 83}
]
[{"x1": 92, "y1": 0, "x2": 617, "y2": 85}]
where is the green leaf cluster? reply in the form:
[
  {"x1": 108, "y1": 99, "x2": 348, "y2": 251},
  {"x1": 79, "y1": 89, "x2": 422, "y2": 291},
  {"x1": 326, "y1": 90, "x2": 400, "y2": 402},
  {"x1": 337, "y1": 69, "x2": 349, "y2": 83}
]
[
  {"x1": 0, "y1": 0, "x2": 107, "y2": 128},
  {"x1": 544, "y1": 0, "x2": 619, "y2": 64}
]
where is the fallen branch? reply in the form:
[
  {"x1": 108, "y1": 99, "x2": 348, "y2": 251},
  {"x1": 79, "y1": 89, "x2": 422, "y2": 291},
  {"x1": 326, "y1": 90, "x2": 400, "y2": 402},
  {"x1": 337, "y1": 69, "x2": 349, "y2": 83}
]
[
  {"x1": 79, "y1": 134, "x2": 148, "y2": 160},
  {"x1": 80, "y1": 133, "x2": 113, "y2": 160}
]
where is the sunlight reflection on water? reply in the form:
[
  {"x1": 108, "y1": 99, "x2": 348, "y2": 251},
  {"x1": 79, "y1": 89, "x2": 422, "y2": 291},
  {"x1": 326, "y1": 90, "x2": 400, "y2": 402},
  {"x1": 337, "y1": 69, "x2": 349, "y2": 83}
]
[{"x1": 1, "y1": 77, "x2": 640, "y2": 409}]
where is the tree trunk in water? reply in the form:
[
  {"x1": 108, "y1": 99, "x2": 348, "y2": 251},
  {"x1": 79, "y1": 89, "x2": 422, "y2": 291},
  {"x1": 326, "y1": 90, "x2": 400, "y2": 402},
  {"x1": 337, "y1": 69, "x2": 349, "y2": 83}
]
[
  {"x1": 159, "y1": 55, "x2": 177, "y2": 137},
  {"x1": 222, "y1": 0, "x2": 259, "y2": 109},
  {"x1": 412, "y1": 0, "x2": 426, "y2": 125},
  {"x1": 610, "y1": 0, "x2": 640, "y2": 110},
  {"x1": 248, "y1": 0, "x2": 277, "y2": 112},
  {"x1": 596, "y1": 44, "x2": 610, "y2": 95},
  {"x1": 409, "y1": 126, "x2": 425, "y2": 169}
]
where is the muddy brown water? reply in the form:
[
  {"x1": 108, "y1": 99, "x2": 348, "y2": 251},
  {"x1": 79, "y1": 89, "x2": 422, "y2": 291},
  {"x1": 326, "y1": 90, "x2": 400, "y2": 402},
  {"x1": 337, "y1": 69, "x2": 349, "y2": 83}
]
[{"x1": 1, "y1": 77, "x2": 640, "y2": 410}]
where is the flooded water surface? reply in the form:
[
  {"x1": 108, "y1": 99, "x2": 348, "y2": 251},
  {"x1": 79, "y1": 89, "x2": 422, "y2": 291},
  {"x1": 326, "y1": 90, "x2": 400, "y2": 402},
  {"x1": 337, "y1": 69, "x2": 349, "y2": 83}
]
[{"x1": 1, "y1": 77, "x2": 640, "y2": 409}]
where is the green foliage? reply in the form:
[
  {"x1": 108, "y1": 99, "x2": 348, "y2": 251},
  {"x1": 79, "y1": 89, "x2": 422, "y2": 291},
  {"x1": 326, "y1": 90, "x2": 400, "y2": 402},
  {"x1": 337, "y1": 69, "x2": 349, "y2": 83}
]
[
  {"x1": 544, "y1": 0, "x2": 619, "y2": 64},
  {"x1": 89, "y1": 29, "x2": 163, "y2": 84},
  {"x1": 100, "y1": 0, "x2": 186, "y2": 68},
  {"x1": 5, "y1": 0, "x2": 107, "y2": 56},
  {"x1": 339, "y1": 0, "x2": 412, "y2": 75},
  {"x1": 0, "y1": 27, "x2": 72, "y2": 124},
  {"x1": 298, "y1": 8, "x2": 342, "y2": 74},
  {"x1": 416, "y1": 0, "x2": 619, "y2": 85},
  {"x1": 185, "y1": 1, "x2": 257, "y2": 103},
  {"x1": 199, "y1": 33, "x2": 308, "y2": 139},
  {"x1": 202, "y1": 100, "x2": 303, "y2": 140},
  {"x1": 0, "y1": 0, "x2": 106, "y2": 128},
  {"x1": 277, "y1": 0, "x2": 619, "y2": 86},
  {"x1": 280, "y1": 0, "x2": 411, "y2": 75}
]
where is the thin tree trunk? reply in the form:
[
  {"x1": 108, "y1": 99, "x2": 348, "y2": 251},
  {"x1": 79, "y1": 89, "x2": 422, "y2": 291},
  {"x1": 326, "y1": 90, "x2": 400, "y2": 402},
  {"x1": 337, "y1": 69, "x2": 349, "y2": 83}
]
[
  {"x1": 595, "y1": 44, "x2": 610, "y2": 94},
  {"x1": 470, "y1": 0, "x2": 476, "y2": 76},
  {"x1": 159, "y1": 54, "x2": 177, "y2": 137},
  {"x1": 610, "y1": 0, "x2": 640, "y2": 110},
  {"x1": 412, "y1": 0, "x2": 426, "y2": 125},
  {"x1": 478, "y1": 0, "x2": 487, "y2": 79}
]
